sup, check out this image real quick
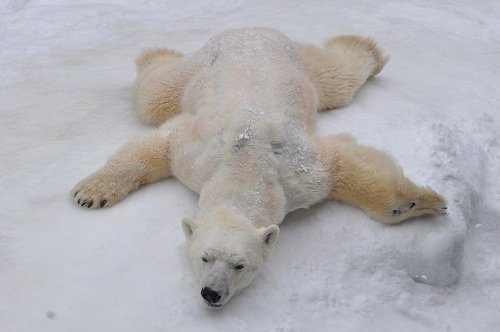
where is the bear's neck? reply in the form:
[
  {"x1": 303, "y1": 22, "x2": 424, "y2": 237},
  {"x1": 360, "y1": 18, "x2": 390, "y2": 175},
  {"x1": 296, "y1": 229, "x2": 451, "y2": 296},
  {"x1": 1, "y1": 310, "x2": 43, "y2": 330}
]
[{"x1": 196, "y1": 170, "x2": 287, "y2": 227}]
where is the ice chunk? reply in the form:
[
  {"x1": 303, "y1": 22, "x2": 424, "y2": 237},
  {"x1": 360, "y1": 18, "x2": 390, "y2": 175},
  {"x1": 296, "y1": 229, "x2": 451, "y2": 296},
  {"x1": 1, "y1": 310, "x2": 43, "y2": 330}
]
[{"x1": 406, "y1": 230, "x2": 464, "y2": 286}]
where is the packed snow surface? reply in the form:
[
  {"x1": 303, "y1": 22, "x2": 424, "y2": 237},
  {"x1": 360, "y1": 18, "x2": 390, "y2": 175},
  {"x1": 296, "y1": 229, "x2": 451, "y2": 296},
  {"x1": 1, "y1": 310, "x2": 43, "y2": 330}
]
[{"x1": 1, "y1": 0, "x2": 500, "y2": 331}]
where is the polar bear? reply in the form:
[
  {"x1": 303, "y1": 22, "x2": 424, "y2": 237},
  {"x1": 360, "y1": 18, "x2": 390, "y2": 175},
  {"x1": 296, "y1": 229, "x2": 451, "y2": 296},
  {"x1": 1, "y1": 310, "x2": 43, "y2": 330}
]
[{"x1": 72, "y1": 28, "x2": 447, "y2": 308}]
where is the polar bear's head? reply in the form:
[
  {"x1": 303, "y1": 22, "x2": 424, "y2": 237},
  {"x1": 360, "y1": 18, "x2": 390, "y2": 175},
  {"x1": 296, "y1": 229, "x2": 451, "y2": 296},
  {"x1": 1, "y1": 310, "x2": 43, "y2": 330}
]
[{"x1": 182, "y1": 210, "x2": 279, "y2": 308}]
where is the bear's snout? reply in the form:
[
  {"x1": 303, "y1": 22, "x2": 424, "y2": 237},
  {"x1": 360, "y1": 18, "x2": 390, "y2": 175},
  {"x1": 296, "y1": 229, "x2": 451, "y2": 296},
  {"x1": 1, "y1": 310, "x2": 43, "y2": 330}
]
[{"x1": 201, "y1": 287, "x2": 222, "y2": 305}]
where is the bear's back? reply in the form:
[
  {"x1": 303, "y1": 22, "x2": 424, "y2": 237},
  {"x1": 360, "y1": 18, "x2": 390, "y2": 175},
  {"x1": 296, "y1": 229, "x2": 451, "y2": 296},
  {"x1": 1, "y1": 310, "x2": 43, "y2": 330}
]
[
  {"x1": 198, "y1": 27, "x2": 301, "y2": 67},
  {"x1": 170, "y1": 28, "x2": 327, "y2": 209}
]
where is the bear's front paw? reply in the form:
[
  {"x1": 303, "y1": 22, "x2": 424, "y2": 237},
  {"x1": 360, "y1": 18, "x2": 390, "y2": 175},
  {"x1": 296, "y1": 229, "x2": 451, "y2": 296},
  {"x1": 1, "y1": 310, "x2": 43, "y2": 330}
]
[
  {"x1": 392, "y1": 202, "x2": 447, "y2": 217},
  {"x1": 391, "y1": 188, "x2": 447, "y2": 222},
  {"x1": 72, "y1": 172, "x2": 126, "y2": 209}
]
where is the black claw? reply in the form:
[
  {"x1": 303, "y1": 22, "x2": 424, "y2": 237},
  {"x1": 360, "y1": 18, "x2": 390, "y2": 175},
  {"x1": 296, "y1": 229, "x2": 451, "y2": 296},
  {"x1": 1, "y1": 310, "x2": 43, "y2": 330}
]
[
  {"x1": 88, "y1": 200, "x2": 94, "y2": 208},
  {"x1": 442, "y1": 207, "x2": 448, "y2": 209},
  {"x1": 81, "y1": 199, "x2": 87, "y2": 206},
  {"x1": 409, "y1": 202, "x2": 416, "y2": 209},
  {"x1": 77, "y1": 199, "x2": 81, "y2": 204},
  {"x1": 100, "y1": 199, "x2": 107, "y2": 208},
  {"x1": 73, "y1": 191, "x2": 79, "y2": 198},
  {"x1": 392, "y1": 209, "x2": 399, "y2": 215}
]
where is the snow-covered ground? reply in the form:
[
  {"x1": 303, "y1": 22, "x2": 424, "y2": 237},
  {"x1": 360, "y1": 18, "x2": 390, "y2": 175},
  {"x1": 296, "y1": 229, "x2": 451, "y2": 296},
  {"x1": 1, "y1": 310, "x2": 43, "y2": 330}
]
[{"x1": 1, "y1": 0, "x2": 499, "y2": 331}]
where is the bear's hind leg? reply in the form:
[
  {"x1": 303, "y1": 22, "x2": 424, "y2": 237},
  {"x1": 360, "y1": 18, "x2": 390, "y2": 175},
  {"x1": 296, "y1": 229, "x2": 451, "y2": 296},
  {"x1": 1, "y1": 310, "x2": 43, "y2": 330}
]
[
  {"x1": 135, "y1": 48, "x2": 200, "y2": 125},
  {"x1": 316, "y1": 135, "x2": 447, "y2": 224},
  {"x1": 136, "y1": 48, "x2": 183, "y2": 73},
  {"x1": 298, "y1": 36, "x2": 389, "y2": 111}
]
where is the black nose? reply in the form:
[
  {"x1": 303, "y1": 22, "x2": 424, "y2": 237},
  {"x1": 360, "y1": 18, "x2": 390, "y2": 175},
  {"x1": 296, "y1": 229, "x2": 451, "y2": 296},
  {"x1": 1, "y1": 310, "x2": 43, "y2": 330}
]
[{"x1": 201, "y1": 287, "x2": 221, "y2": 304}]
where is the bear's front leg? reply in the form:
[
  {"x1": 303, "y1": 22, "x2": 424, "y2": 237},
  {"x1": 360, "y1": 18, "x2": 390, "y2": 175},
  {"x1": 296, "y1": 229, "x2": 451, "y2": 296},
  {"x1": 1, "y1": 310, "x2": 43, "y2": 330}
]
[
  {"x1": 316, "y1": 135, "x2": 447, "y2": 224},
  {"x1": 72, "y1": 131, "x2": 173, "y2": 208}
]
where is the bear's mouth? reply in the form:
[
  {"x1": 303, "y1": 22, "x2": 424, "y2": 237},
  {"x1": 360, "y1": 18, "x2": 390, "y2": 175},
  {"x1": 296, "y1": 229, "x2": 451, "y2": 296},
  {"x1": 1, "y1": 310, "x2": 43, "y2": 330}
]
[{"x1": 207, "y1": 303, "x2": 223, "y2": 308}]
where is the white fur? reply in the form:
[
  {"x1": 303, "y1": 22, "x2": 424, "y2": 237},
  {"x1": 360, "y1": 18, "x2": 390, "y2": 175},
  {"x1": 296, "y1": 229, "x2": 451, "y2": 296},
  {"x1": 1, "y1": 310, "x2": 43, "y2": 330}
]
[{"x1": 72, "y1": 28, "x2": 446, "y2": 308}]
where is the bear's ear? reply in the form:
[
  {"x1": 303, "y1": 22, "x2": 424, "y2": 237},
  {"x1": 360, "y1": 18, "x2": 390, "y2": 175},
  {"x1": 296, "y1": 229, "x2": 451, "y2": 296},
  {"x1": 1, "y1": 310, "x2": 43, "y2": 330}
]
[
  {"x1": 261, "y1": 225, "x2": 279, "y2": 247},
  {"x1": 182, "y1": 218, "x2": 196, "y2": 238}
]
